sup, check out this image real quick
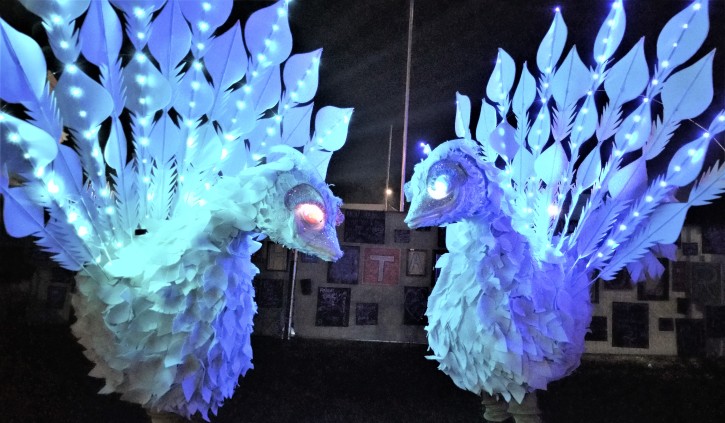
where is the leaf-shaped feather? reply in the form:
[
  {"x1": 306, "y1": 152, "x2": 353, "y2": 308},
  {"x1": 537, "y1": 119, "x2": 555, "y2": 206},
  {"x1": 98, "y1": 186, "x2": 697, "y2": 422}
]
[
  {"x1": 488, "y1": 121, "x2": 518, "y2": 160},
  {"x1": 283, "y1": 49, "x2": 322, "y2": 105},
  {"x1": 575, "y1": 199, "x2": 628, "y2": 260},
  {"x1": 593, "y1": 2, "x2": 626, "y2": 64},
  {"x1": 661, "y1": 50, "x2": 714, "y2": 123},
  {"x1": 0, "y1": 183, "x2": 44, "y2": 238},
  {"x1": 604, "y1": 38, "x2": 648, "y2": 108},
  {"x1": 455, "y1": 92, "x2": 471, "y2": 139},
  {"x1": 110, "y1": 0, "x2": 165, "y2": 50},
  {"x1": 614, "y1": 103, "x2": 651, "y2": 154},
  {"x1": 80, "y1": 0, "x2": 122, "y2": 69},
  {"x1": 250, "y1": 64, "x2": 282, "y2": 115},
  {"x1": 206, "y1": 25, "x2": 246, "y2": 93},
  {"x1": 569, "y1": 95, "x2": 598, "y2": 147},
  {"x1": 104, "y1": 118, "x2": 127, "y2": 171},
  {"x1": 148, "y1": 0, "x2": 192, "y2": 78},
  {"x1": 173, "y1": 67, "x2": 214, "y2": 120},
  {"x1": 475, "y1": 101, "x2": 498, "y2": 144},
  {"x1": 282, "y1": 104, "x2": 313, "y2": 147},
  {"x1": 0, "y1": 113, "x2": 58, "y2": 171},
  {"x1": 576, "y1": 146, "x2": 601, "y2": 190},
  {"x1": 18, "y1": 0, "x2": 90, "y2": 22},
  {"x1": 312, "y1": 106, "x2": 353, "y2": 152},
  {"x1": 511, "y1": 148, "x2": 535, "y2": 189},
  {"x1": 528, "y1": 106, "x2": 551, "y2": 153},
  {"x1": 54, "y1": 68, "x2": 113, "y2": 131},
  {"x1": 665, "y1": 133, "x2": 710, "y2": 187},
  {"x1": 486, "y1": 49, "x2": 516, "y2": 110},
  {"x1": 550, "y1": 47, "x2": 589, "y2": 108},
  {"x1": 179, "y1": 0, "x2": 233, "y2": 33},
  {"x1": 122, "y1": 54, "x2": 173, "y2": 116},
  {"x1": 656, "y1": 0, "x2": 709, "y2": 70},
  {"x1": 607, "y1": 157, "x2": 647, "y2": 201},
  {"x1": 0, "y1": 19, "x2": 47, "y2": 103},
  {"x1": 245, "y1": 1, "x2": 292, "y2": 68},
  {"x1": 534, "y1": 140, "x2": 567, "y2": 185},
  {"x1": 512, "y1": 63, "x2": 536, "y2": 119},
  {"x1": 536, "y1": 10, "x2": 567, "y2": 75},
  {"x1": 148, "y1": 114, "x2": 181, "y2": 166}
]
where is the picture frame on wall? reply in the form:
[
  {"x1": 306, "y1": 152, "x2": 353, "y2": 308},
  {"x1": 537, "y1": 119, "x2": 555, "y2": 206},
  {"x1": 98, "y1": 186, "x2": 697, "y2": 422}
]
[
  {"x1": 406, "y1": 249, "x2": 427, "y2": 276},
  {"x1": 266, "y1": 243, "x2": 289, "y2": 272}
]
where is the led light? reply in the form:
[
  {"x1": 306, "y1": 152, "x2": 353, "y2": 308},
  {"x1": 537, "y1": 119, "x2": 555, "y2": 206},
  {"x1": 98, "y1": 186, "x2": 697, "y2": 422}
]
[
  {"x1": 427, "y1": 176, "x2": 450, "y2": 200},
  {"x1": 133, "y1": 7, "x2": 145, "y2": 18},
  {"x1": 59, "y1": 40, "x2": 69, "y2": 49},
  {"x1": 50, "y1": 14, "x2": 62, "y2": 24},
  {"x1": 77, "y1": 226, "x2": 89, "y2": 237},
  {"x1": 8, "y1": 132, "x2": 20, "y2": 143},
  {"x1": 674, "y1": 165, "x2": 681, "y2": 172},
  {"x1": 79, "y1": 110, "x2": 87, "y2": 118},
  {"x1": 694, "y1": 3, "x2": 701, "y2": 10},
  {"x1": 202, "y1": 2, "x2": 212, "y2": 11},
  {"x1": 105, "y1": 206, "x2": 114, "y2": 215},
  {"x1": 661, "y1": 60, "x2": 669, "y2": 68},
  {"x1": 137, "y1": 32, "x2": 145, "y2": 40},
  {"x1": 70, "y1": 86, "x2": 83, "y2": 98},
  {"x1": 619, "y1": 224, "x2": 627, "y2": 231},
  {"x1": 297, "y1": 203, "x2": 325, "y2": 226},
  {"x1": 68, "y1": 212, "x2": 79, "y2": 223},
  {"x1": 547, "y1": 204, "x2": 559, "y2": 216},
  {"x1": 198, "y1": 21, "x2": 210, "y2": 32},
  {"x1": 645, "y1": 195, "x2": 653, "y2": 202},
  {"x1": 47, "y1": 179, "x2": 60, "y2": 194}
]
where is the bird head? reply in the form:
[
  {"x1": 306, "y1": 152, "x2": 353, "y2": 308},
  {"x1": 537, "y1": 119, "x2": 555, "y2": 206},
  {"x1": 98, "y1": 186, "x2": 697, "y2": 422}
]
[
  {"x1": 404, "y1": 139, "x2": 491, "y2": 229},
  {"x1": 253, "y1": 147, "x2": 345, "y2": 262}
]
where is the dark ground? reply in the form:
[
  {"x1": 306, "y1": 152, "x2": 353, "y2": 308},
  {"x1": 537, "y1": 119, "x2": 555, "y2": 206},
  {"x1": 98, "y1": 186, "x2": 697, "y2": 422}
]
[{"x1": 1, "y1": 323, "x2": 724, "y2": 423}]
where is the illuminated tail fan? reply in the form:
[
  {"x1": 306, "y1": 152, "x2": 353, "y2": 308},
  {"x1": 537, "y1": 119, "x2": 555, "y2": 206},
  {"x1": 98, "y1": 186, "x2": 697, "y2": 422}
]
[
  {"x1": 0, "y1": 0, "x2": 352, "y2": 419},
  {"x1": 404, "y1": 0, "x2": 724, "y2": 405}
]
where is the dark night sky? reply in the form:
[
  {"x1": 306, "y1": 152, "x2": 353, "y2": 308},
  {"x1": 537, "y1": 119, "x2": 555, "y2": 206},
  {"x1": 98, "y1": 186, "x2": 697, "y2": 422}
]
[
  {"x1": 282, "y1": 0, "x2": 725, "y2": 214},
  {"x1": 1, "y1": 0, "x2": 724, "y2": 219}
]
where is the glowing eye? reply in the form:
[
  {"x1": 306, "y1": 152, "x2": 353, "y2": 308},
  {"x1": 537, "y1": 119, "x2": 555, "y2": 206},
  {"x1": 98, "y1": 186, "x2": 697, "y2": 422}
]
[
  {"x1": 425, "y1": 159, "x2": 467, "y2": 201},
  {"x1": 297, "y1": 203, "x2": 325, "y2": 226},
  {"x1": 427, "y1": 175, "x2": 450, "y2": 200}
]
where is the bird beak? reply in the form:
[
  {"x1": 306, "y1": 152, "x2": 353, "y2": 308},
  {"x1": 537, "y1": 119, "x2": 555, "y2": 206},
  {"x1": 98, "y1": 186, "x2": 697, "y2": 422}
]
[
  {"x1": 404, "y1": 196, "x2": 439, "y2": 229},
  {"x1": 302, "y1": 224, "x2": 343, "y2": 262}
]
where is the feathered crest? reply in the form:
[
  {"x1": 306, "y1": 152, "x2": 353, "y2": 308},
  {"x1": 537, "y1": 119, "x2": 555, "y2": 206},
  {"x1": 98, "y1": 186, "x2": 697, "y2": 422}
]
[
  {"x1": 451, "y1": 0, "x2": 724, "y2": 280},
  {"x1": 0, "y1": 0, "x2": 352, "y2": 277}
]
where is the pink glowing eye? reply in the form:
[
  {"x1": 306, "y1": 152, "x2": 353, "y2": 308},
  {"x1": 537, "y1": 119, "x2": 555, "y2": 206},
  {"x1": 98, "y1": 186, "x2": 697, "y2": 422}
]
[{"x1": 297, "y1": 203, "x2": 325, "y2": 226}]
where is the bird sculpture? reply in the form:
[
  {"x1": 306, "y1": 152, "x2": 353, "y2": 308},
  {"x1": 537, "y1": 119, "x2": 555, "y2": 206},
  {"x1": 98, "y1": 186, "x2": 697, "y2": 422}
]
[
  {"x1": 0, "y1": 0, "x2": 351, "y2": 419},
  {"x1": 404, "y1": 0, "x2": 724, "y2": 420}
]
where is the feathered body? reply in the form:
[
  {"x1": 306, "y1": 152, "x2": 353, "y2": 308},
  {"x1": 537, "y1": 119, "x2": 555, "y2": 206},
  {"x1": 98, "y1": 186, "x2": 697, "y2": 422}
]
[
  {"x1": 1, "y1": 0, "x2": 351, "y2": 419},
  {"x1": 405, "y1": 0, "x2": 725, "y2": 403}
]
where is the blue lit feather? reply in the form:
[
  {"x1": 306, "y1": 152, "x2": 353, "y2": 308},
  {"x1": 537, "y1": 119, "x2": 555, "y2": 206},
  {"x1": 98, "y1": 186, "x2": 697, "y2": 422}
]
[
  {"x1": 403, "y1": 0, "x2": 725, "y2": 407},
  {"x1": 0, "y1": 0, "x2": 352, "y2": 419}
]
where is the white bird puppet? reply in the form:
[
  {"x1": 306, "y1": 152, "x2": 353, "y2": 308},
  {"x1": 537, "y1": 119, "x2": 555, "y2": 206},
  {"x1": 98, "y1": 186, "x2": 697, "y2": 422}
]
[
  {"x1": 404, "y1": 0, "x2": 724, "y2": 418},
  {"x1": 0, "y1": 0, "x2": 352, "y2": 419}
]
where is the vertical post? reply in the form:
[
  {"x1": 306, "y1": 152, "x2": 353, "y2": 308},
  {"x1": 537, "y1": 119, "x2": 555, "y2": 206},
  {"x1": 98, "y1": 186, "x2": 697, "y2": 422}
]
[
  {"x1": 285, "y1": 249, "x2": 299, "y2": 340},
  {"x1": 399, "y1": 0, "x2": 415, "y2": 213},
  {"x1": 385, "y1": 125, "x2": 392, "y2": 210}
]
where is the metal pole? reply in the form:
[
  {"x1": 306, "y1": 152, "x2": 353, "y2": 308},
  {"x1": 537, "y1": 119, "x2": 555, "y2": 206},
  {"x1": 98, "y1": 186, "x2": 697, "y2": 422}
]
[
  {"x1": 285, "y1": 249, "x2": 299, "y2": 340},
  {"x1": 385, "y1": 125, "x2": 392, "y2": 210},
  {"x1": 400, "y1": 0, "x2": 414, "y2": 213}
]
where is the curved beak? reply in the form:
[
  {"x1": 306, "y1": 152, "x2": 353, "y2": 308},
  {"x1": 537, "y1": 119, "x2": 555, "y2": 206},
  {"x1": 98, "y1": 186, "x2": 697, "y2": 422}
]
[{"x1": 301, "y1": 224, "x2": 343, "y2": 262}]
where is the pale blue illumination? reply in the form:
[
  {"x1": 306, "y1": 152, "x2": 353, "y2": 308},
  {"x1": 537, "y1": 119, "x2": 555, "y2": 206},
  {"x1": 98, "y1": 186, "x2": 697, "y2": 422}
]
[
  {"x1": 404, "y1": 0, "x2": 725, "y2": 406},
  {"x1": 0, "y1": 0, "x2": 351, "y2": 420}
]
